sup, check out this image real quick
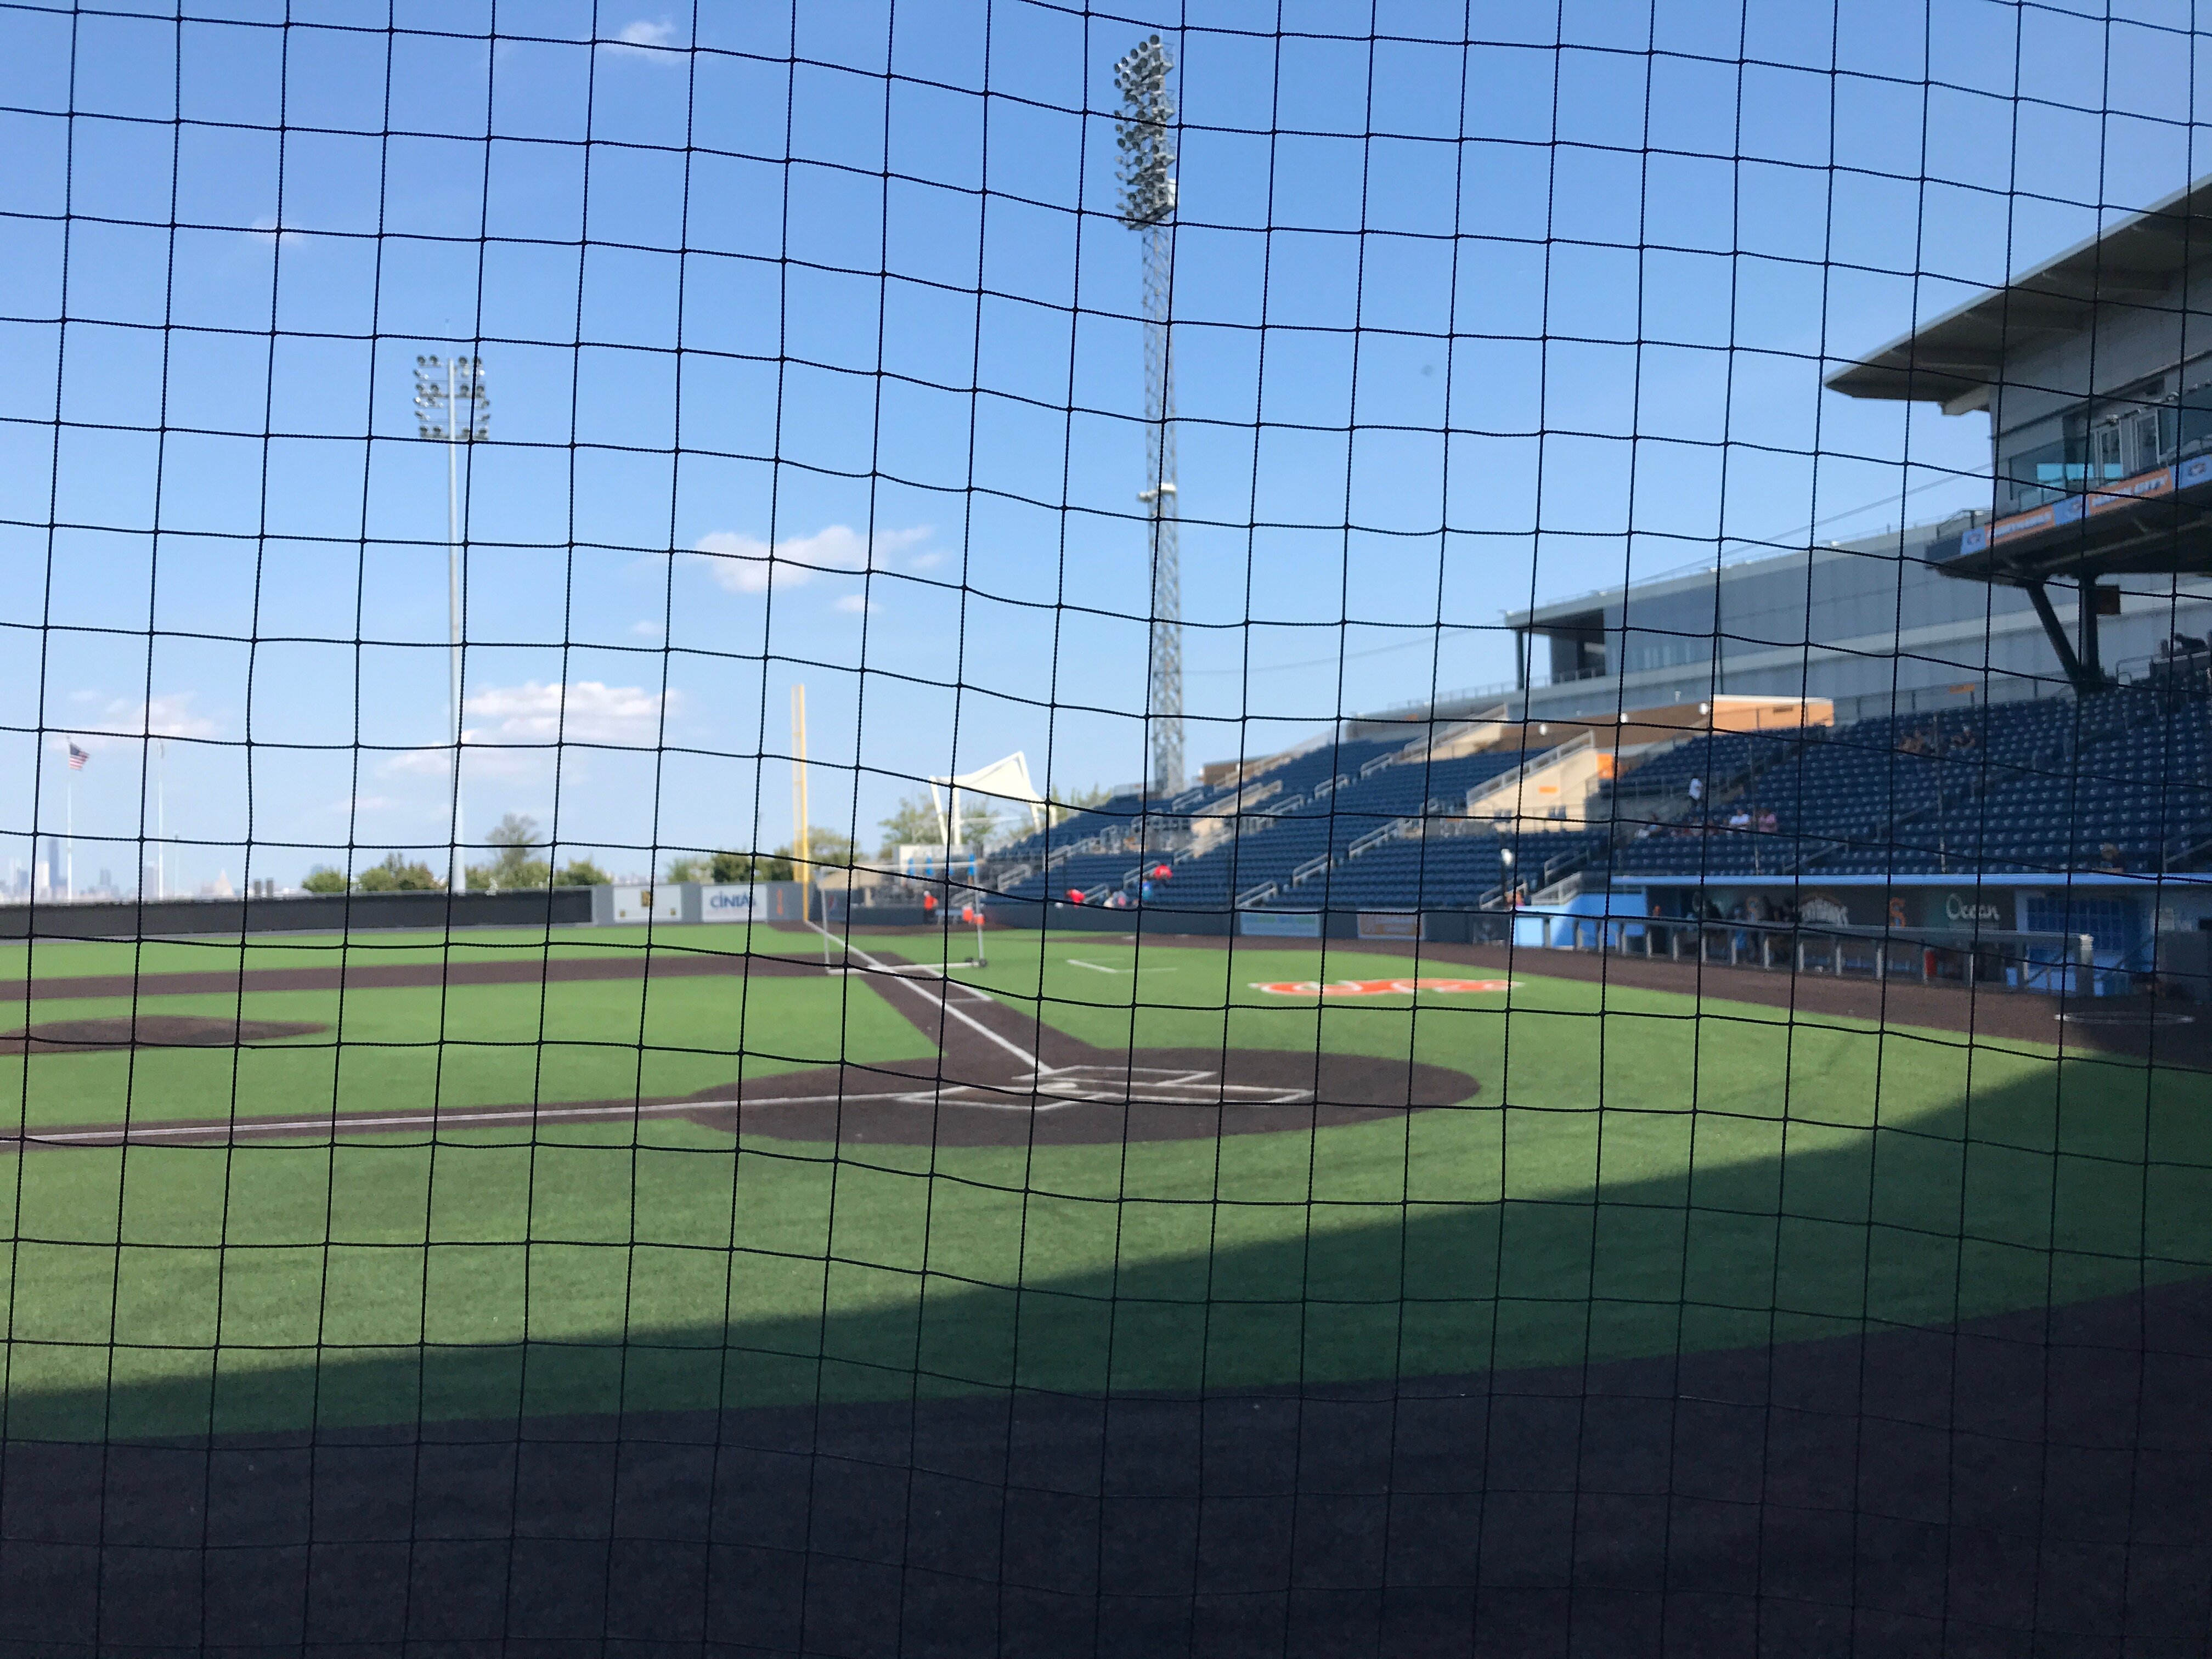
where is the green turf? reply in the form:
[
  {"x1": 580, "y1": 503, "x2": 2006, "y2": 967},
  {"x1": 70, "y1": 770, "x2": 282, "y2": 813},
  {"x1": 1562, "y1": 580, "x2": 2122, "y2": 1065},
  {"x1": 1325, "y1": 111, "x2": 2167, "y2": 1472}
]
[
  {"x1": 2, "y1": 927, "x2": 2206, "y2": 1441},
  {"x1": 0, "y1": 922, "x2": 791, "y2": 984}
]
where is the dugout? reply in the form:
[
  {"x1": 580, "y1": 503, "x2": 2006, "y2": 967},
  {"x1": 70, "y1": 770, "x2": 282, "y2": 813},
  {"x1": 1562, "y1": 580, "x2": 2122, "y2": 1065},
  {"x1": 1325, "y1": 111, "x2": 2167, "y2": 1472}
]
[{"x1": 1827, "y1": 171, "x2": 2212, "y2": 693}]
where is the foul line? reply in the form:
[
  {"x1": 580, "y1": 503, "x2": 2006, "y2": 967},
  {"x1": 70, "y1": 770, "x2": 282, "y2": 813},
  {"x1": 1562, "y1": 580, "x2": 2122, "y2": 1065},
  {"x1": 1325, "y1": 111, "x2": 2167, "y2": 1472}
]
[
  {"x1": 813, "y1": 921, "x2": 1045, "y2": 1073},
  {"x1": 12, "y1": 1089, "x2": 923, "y2": 1146}
]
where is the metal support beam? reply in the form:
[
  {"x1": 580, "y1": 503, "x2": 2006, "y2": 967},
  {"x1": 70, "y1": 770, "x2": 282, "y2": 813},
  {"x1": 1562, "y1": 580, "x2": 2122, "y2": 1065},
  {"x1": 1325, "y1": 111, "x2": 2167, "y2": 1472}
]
[
  {"x1": 2077, "y1": 578, "x2": 2104, "y2": 683},
  {"x1": 2023, "y1": 578, "x2": 2104, "y2": 693}
]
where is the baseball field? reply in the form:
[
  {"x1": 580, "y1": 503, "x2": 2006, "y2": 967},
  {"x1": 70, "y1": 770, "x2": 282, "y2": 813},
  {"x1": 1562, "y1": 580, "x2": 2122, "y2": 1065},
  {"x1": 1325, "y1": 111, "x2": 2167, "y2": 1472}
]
[{"x1": 0, "y1": 919, "x2": 2203, "y2": 1448}]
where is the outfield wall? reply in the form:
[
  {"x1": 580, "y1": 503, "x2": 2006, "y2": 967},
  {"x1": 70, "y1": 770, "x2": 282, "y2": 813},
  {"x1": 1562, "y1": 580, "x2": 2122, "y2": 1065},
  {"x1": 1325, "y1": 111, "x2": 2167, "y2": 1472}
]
[{"x1": 0, "y1": 888, "x2": 596, "y2": 939}]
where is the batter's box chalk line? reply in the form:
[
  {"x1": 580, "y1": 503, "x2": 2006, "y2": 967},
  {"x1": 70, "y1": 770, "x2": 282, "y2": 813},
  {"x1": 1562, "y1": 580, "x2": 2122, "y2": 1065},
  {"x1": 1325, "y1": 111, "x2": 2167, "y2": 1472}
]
[{"x1": 899, "y1": 1065, "x2": 1313, "y2": 1112}]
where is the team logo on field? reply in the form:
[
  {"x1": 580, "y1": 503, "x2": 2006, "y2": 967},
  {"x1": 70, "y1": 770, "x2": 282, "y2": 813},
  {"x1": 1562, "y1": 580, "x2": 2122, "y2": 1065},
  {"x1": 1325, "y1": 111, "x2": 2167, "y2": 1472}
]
[{"x1": 1249, "y1": 978, "x2": 1517, "y2": 997}]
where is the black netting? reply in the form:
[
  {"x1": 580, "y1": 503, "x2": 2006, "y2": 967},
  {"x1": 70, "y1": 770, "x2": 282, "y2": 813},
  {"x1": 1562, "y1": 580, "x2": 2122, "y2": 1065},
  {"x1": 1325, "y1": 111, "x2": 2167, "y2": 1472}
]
[{"x1": 2, "y1": 5, "x2": 2209, "y2": 1655}]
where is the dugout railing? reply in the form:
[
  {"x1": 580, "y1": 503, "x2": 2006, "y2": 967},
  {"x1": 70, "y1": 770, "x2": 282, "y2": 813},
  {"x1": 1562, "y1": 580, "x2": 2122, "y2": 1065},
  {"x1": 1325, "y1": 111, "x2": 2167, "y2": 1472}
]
[{"x1": 1519, "y1": 910, "x2": 2097, "y2": 994}]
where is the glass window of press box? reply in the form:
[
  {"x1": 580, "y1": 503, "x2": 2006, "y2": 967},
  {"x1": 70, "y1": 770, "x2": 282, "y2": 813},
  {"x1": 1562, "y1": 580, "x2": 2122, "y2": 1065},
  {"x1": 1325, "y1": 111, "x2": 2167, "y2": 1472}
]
[{"x1": 1996, "y1": 358, "x2": 2212, "y2": 513}]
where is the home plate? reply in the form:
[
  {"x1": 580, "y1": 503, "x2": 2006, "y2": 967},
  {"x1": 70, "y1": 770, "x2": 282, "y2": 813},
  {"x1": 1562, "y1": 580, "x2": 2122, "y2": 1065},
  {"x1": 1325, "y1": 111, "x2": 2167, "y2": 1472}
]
[{"x1": 911, "y1": 1064, "x2": 1314, "y2": 1112}]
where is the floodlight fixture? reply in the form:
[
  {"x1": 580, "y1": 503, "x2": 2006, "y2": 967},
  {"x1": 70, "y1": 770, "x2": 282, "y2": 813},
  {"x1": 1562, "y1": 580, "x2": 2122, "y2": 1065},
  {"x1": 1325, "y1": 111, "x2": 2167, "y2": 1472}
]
[
  {"x1": 1115, "y1": 35, "x2": 1184, "y2": 797},
  {"x1": 1114, "y1": 34, "x2": 1177, "y2": 230}
]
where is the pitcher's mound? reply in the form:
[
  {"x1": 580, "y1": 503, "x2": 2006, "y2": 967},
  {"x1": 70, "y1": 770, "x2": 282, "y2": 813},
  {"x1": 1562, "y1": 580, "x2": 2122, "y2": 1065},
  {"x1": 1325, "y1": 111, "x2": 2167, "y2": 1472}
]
[{"x1": 2, "y1": 1016, "x2": 328, "y2": 1054}]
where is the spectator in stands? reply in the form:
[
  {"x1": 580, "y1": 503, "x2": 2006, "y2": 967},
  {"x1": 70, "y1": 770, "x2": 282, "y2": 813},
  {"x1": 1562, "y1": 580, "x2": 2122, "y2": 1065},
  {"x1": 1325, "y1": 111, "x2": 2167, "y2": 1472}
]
[
  {"x1": 1635, "y1": 819, "x2": 1661, "y2": 839},
  {"x1": 1726, "y1": 805, "x2": 1752, "y2": 831},
  {"x1": 1139, "y1": 879, "x2": 1154, "y2": 901},
  {"x1": 922, "y1": 890, "x2": 938, "y2": 920},
  {"x1": 1758, "y1": 808, "x2": 1779, "y2": 833},
  {"x1": 2100, "y1": 842, "x2": 2126, "y2": 872},
  {"x1": 1949, "y1": 726, "x2": 1977, "y2": 751},
  {"x1": 1066, "y1": 887, "x2": 1086, "y2": 904},
  {"x1": 1687, "y1": 776, "x2": 1704, "y2": 810}
]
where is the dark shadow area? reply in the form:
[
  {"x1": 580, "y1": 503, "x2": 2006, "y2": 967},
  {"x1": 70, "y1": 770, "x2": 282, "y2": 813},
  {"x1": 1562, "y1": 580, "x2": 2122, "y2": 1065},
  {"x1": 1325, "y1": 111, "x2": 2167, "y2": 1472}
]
[{"x1": 2, "y1": 1273, "x2": 2206, "y2": 1658}]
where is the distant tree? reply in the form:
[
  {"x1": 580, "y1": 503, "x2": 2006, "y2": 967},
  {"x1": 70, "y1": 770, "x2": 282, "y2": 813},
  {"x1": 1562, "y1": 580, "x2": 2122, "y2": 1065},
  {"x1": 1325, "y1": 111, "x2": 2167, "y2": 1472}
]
[
  {"x1": 356, "y1": 854, "x2": 443, "y2": 892},
  {"x1": 877, "y1": 791, "x2": 945, "y2": 856},
  {"x1": 1048, "y1": 783, "x2": 1116, "y2": 825},
  {"x1": 301, "y1": 866, "x2": 348, "y2": 895},
  {"x1": 470, "y1": 813, "x2": 551, "y2": 890},
  {"x1": 708, "y1": 849, "x2": 781, "y2": 882},
  {"x1": 958, "y1": 802, "x2": 999, "y2": 849},
  {"x1": 664, "y1": 854, "x2": 712, "y2": 883},
  {"x1": 777, "y1": 828, "x2": 856, "y2": 875},
  {"x1": 557, "y1": 857, "x2": 610, "y2": 886}
]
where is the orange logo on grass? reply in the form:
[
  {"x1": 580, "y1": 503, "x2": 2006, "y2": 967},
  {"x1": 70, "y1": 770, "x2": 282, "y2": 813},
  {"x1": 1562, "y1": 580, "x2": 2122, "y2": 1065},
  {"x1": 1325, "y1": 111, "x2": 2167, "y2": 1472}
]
[{"x1": 1249, "y1": 978, "x2": 1517, "y2": 997}]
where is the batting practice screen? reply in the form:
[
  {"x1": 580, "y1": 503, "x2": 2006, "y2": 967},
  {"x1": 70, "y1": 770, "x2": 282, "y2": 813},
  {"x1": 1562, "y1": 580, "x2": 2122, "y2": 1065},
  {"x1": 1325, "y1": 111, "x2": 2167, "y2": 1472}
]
[{"x1": 4, "y1": 3, "x2": 2211, "y2": 1655}]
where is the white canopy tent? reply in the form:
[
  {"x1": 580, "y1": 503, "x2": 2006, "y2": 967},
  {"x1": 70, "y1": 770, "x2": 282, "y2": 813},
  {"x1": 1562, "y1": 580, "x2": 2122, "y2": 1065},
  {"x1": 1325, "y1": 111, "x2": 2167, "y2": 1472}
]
[{"x1": 929, "y1": 751, "x2": 1046, "y2": 845}]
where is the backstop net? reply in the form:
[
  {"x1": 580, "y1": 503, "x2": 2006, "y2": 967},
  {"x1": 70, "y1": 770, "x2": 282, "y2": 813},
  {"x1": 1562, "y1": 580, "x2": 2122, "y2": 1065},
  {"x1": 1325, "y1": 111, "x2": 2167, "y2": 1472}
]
[{"x1": 4, "y1": 4, "x2": 2209, "y2": 1652}]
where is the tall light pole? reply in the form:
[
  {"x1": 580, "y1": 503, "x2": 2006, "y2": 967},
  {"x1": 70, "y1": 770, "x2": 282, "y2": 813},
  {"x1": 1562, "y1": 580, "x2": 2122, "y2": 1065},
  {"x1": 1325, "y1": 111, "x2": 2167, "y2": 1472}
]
[
  {"x1": 1115, "y1": 34, "x2": 1184, "y2": 798},
  {"x1": 414, "y1": 354, "x2": 489, "y2": 895}
]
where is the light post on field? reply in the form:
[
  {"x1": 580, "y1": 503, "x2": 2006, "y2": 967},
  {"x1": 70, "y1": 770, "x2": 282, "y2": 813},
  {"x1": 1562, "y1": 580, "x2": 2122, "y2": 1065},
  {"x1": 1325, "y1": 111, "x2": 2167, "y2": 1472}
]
[
  {"x1": 1115, "y1": 34, "x2": 1184, "y2": 798},
  {"x1": 414, "y1": 354, "x2": 490, "y2": 896}
]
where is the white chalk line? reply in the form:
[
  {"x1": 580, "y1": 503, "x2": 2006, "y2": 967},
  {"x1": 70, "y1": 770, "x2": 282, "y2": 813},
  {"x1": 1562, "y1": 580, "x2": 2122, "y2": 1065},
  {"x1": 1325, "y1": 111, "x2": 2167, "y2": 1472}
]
[
  {"x1": 814, "y1": 921, "x2": 1044, "y2": 1073},
  {"x1": 11, "y1": 1088, "x2": 922, "y2": 1146}
]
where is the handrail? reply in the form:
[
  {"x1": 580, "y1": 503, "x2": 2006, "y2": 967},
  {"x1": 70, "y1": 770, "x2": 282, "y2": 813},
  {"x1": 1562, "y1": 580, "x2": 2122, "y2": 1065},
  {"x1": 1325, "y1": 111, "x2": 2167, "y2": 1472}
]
[
  {"x1": 1235, "y1": 881, "x2": 1280, "y2": 908},
  {"x1": 1464, "y1": 730, "x2": 1596, "y2": 818},
  {"x1": 1289, "y1": 853, "x2": 1333, "y2": 885},
  {"x1": 1347, "y1": 817, "x2": 1417, "y2": 857}
]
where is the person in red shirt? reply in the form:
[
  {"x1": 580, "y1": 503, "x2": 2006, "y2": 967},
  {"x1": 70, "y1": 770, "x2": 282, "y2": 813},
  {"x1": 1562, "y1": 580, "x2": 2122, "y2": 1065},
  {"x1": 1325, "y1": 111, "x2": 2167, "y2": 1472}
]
[
  {"x1": 1066, "y1": 888, "x2": 1085, "y2": 905},
  {"x1": 922, "y1": 890, "x2": 938, "y2": 918}
]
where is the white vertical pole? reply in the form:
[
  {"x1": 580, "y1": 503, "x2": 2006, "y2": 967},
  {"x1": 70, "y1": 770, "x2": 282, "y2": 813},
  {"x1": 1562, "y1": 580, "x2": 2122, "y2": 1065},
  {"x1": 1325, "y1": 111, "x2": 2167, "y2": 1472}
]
[
  {"x1": 447, "y1": 358, "x2": 466, "y2": 899},
  {"x1": 65, "y1": 766, "x2": 74, "y2": 902},
  {"x1": 155, "y1": 738, "x2": 166, "y2": 900}
]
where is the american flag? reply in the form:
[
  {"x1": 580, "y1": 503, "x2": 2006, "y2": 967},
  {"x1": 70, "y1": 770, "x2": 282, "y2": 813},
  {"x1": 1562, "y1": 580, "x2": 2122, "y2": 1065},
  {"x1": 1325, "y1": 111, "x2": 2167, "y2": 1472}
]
[{"x1": 66, "y1": 743, "x2": 87, "y2": 771}]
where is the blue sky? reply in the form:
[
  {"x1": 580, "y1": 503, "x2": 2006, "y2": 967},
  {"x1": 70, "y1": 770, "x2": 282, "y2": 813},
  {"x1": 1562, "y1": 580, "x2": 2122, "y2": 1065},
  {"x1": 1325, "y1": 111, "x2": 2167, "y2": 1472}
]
[{"x1": 1, "y1": 0, "x2": 2207, "y2": 888}]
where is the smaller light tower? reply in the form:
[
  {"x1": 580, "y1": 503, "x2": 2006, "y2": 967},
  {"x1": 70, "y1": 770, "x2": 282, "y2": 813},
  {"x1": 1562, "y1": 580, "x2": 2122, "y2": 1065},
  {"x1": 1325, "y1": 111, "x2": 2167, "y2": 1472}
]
[
  {"x1": 414, "y1": 354, "x2": 490, "y2": 896},
  {"x1": 1115, "y1": 33, "x2": 1183, "y2": 798}
]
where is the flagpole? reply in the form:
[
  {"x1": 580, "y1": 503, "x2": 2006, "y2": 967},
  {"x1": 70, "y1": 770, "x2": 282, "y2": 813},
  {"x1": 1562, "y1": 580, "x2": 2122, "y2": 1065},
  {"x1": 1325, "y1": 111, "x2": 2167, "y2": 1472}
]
[{"x1": 65, "y1": 761, "x2": 74, "y2": 903}]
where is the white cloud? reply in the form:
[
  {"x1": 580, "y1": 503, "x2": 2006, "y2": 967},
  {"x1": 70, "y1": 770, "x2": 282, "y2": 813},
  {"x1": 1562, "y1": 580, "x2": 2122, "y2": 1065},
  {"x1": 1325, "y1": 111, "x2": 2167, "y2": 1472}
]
[
  {"x1": 471, "y1": 679, "x2": 677, "y2": 747},
  {"x1": 381, "y1": 748, "x2": 465, "y2": 779},
  {"x1": 690, "y1": 524, "x2": 930, "y2": 595},
  {"x1": 53, "y1": 693, "x2": 219, "y2": 753},
  {"x1": 629, "y1": 619, "x2": 664, "y2": 639},
  {"x1": 832, "y1": 592, "x2": 878, "y2": 614},
  {"x1": 247, "y1": 213, "x2": 306, "y2": 248},
  {"x1": 603, "y1": 18, "x2": 679, "y2": 57},
  {"x1": 379, "y1": 680, "x2": 678, "y2": 780}
]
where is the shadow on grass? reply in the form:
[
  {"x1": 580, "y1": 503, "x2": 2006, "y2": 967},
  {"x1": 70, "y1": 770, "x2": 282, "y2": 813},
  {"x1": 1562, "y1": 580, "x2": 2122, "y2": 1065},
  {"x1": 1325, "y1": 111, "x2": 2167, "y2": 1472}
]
[{"x1": 8, "y1": 1040, "x2": 2209, "y2": 1444}]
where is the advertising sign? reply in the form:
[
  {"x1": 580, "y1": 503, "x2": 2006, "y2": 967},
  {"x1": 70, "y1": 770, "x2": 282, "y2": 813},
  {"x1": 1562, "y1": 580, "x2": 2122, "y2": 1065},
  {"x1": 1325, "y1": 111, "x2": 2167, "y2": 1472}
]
[
  {"x1": 698, "y1": 883, "x2": 760, "y2": 923},
  {"x1": 609, "y1": 885, "x2": 683, "y2": 923},
  {"x1": 1936, "y1": 889, "x2": 2006, "y2": 926},
  {"x1": 1251, "y1": 977, "x2": 1515, "y2": 997},
  {"x1": 1356, "y1": 912, "x2": 1421, "y2": 940},
  {"x1": 1239, "y1": 910, "x2": 1323, "y2": 938}
]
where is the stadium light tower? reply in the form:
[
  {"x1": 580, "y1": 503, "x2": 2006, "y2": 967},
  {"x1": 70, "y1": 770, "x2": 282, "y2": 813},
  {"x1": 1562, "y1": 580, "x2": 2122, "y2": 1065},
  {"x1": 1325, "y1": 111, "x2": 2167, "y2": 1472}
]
[
  {"x1": 414, "y1": 354, "x2": 489, "y2": 895},
  {"x1": 1115, "y1": 34, "x2": 1183, "y2": 798}
]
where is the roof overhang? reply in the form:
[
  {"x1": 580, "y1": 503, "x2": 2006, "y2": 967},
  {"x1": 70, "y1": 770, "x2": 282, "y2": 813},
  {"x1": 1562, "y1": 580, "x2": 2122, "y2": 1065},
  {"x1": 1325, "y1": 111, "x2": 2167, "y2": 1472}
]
[{"x1": 1825, "y1": 174, "x2": 2212, "y2": 407}]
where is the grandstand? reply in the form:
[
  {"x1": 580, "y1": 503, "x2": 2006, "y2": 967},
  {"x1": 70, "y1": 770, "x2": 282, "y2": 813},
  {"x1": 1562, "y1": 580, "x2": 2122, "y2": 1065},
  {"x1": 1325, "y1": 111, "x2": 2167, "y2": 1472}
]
[{"x1": 981, "y1": 651, "x2": 2212, "y2": 984}]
